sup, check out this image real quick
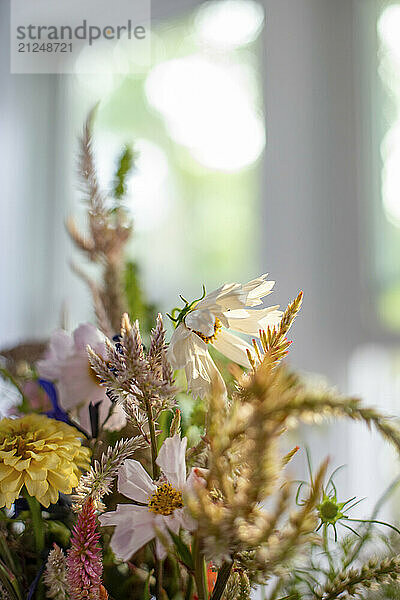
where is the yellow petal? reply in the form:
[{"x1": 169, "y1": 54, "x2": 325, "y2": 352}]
[
  {"x1": 3, "y1": 455, "x2": 20, "y2": 467},
  {"x1": 14, "y1": 458, "x2": 31, "y2": 471},
  {"x1": 47, "y1": 471, "x2": 73, "y2": 494},
  {"x1": 25, "y1": 462, "x2": 47, "y2": 481},
  {"x1": 1, "y1": 491, "x2": 19, "y2": 509},
  {"x1": 0, "y1": 463, "x2": 13, "y2": 481},
  {"x1": 24, "y1": 476, "x2": 49, "y2": 500},
  {"x1": 0, "y1": 471, "x2": 23, "y2": 493}
]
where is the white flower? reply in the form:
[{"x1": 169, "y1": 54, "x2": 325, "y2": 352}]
[
  {"x1": 37, "y1": 323, "x2": 126, "y2": 433},
  {"x1": 99, "y1": 434, "x2": 198, "y2": 560},
  {"x1": 167, "y1": 274, "x2": 281, "y2": 398}
]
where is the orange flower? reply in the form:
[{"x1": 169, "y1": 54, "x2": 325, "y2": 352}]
[{"x1": 194, "y1": 564, "x2": 217, "y2": 599}]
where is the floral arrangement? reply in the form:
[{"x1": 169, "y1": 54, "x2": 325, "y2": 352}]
[{"x1": 2, "y1": 113, "x2": 400, "y2": 600}]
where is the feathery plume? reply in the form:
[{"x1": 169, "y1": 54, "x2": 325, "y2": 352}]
[
  {"x1": 88, "y1": 313, "x2": 176, "y2": 437},
  {"x1": 72, "y1": 436, "x2": 144, "y2": 512},
  {"x1": 169, "y1": 409, "x2": 181, "y2": 437},
  {"x1": 44, "y1": 544, "x2": 68, "y2": 600},
  {"x1": 66, "y1": 500, "x2": 104, "y2": 600},
  {"x1": 0, "y1": 581, "x2": 11, "y2": 600},
  {"x1": 66, "y1": 109, "x2": 133, "y2": 332},
  {"x1": 315, "y1": 555, "x2": 400, "y2": 600},
  {"x1": 282, "y1": 445, "x2": 300, "y2": 467},
  {"x1": 247, "y1": 291, "x2": 303, "y2": 370},
  {"x1": 221, "y1": 569, "x2": 251, "y2": 600}
]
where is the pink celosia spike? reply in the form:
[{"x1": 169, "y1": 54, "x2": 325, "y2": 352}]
[{"x1": 66, "y1": 499, "x2": 105, "y2": 600}]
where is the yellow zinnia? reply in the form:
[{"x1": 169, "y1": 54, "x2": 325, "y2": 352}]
[{"x1": 0, "y1": 414, "x2": 90, "y2": 509}]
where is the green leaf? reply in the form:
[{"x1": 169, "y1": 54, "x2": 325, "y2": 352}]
[
  {"x1": 113, "y1": 145, "x2": 135, "y2": 201},
  {"x1": 124, "y1": 261, "x2": 156, "y2": 334},
  {"x1": 143, "y1": 569, "x2": 152, "y2": 600},
  {"x1": 0, "y1": 559, "x2": 21, "y2": 600},
  {"x1": 167, "y1": 529, "x2": 194, "y2": 571}
]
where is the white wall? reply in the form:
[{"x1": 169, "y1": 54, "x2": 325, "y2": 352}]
[
  {"x1": 261, "y1": 0, "x2": 367, "y2": 388},
  {"x1": 0, "y1": 0, "x2": 92, "y2": 346}
]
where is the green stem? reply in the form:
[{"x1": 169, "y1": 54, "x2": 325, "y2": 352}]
[
  {"x1": 144, "y1": 396, "x2": 160, "y2": 480},
  {"x1": 210, "y1": 560, "x2": 233, "y2": 600},
  {"x1": 344, "y1": 475, "x2": 400, "y2": 569},
  {"x1": 346, "y1": 518, "x2": 400, "y2": 536},
  {"x1": 193, "y1": 535, "x2": 208, "y2": 600},
  {"x1": 155, "y1": 557, "x2": 163, "y2": 599},
  {"x1": 144, "y1": 396, "x2": 162, "y2": 599},
  {"x1": 0, "y1": 559, "x2": 23, "y2": 600},
  {"x1": 0, "y1": 531, "x2": 19, "y2": 576},
  {"x1": 185, "y1": 575, "x2": 194, "y2": 600},
  {"x1": 24, "y1": 491, "x2": 45, "y2": 555},
  {"x1": 322, "y1": 525, "x2": 335, "y2": 575}
]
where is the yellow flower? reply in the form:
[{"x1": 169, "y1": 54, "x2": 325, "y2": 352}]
[{"x1": 0, "y1": 414, "x2": 90, "y2": 509}]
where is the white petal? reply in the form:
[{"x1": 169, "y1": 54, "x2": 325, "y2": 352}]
[
  {"x1": 225, "y1": 307, "x2": 282, "y2": 335},
  {"x1": 175, "y1": 508, "x2": 197, "y2": 532},
  {"x1": 116, "y1": 520, "x2": 155, "y2": 559},
  {"x1": 73, "y1": 323, "x2": 105, "y2": 353},
  {"x1": 38, "y1": 324, "x2": 109, "y2": 419},
  {"x1": 215, "y1": 275, "x2": 275, "y2": 309},
  {"x1": 150, "y1": 514, "x2": 171, "y2": 559},
  {"x1": 155, "y1": 537, "x2": 167, "y2": 560},
  {"x1": 184, "y1": 276, "x2": 276, "y2": 316},
  {"x1": 57, "y1": 354, "x2": 104, "y2": 408},
  {"x1": 184, "y1": 309, "x2": 215, "y2": 337},
  {"x1": 185, "y1": 347, "x2": 226, "y2": 399},
  {"x1": 168, "y1": 325, "x2": 226, "y2": 398},
  {"x1": 167, "y1": 324, "x2": 200, "y2": 369},
  {"x1": 156, "y1": 434, "x2": 187, "y2": 489},
  {"x1": 98, "y1": 503, "x2": 137, "y2": 526},
  {"x1": 37, "y1": 330, "x2": 74, "y2": 380},
  {"x1": 153, "y1": 513, "x2": 181, "y2": 559},
  {"x1": 195, "y1": 282, "x2": 239, "y2": 311},
  {"x1": 77, "y1": 396, "x2": 126, "y2": 435},
  {"x1": 185, "y1": 467, "x2": 207, "y2": 491},
  {"x1": 118, "y1": 460, "x2": 156, "y2": 503},
  {"x1": 242, "y1": 274, "x2": 275, "y2": 306},
  {"x1": 100, "y1": 505, "x2": 155, "y2": 561},
  {"x1": 103, "y1": 402, "x2": 127, "y2": 431},
  {"x1": 212, "y1": 330, "x2": 251, "y2": 367},
  {"x1": 50, "y1": 330, "x2": 75, "y2": 358}
]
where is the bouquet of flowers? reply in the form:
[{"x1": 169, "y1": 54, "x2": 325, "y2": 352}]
[{"x1": 2, "y1": 113, "x2": 400, "y2": 600}]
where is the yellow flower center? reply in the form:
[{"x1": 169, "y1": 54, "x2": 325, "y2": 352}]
[
  {"x1": 148, "y1": 483, "x2": 183, "y2": 516},
  {"x1": 192, "y1": 318, "x2": 222, "y2": 344},
  {"x1": 1, "y1": 429, "x2": 37, "y2": 458}
]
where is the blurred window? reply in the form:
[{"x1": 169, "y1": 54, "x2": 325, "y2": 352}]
[
  {"x1": 376, "y1": 2, "x2": 400, "y2": 330},
  {"x1": 72, "y1": 0, "x2": 266, "y2": 311}
]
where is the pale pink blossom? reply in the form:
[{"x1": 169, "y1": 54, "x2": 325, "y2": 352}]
[{"x1": 37, "y1": 323, "x2": 126, "y2": 433}]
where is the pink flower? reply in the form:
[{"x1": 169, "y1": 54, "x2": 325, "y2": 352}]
[
  {"x1": 66, "y1": 499, "x2": 104, "y2": 600},
  {"x1": 37, "y1": 323, "x2": 126, "y2": 433},
  {"x1": 23, "y1": 380, "x2": 51, "y2": 411}
]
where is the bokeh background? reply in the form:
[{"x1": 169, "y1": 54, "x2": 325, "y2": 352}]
[{"x1": 2, "y1": 0, "x2": 400, "y2": 558}]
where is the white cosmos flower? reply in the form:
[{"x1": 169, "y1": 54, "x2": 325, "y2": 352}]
[
  {"x1": 167, "y1": 274, "x2": 282, "y2": 398},
  {"x1": 37, "y1": 323, "x2": 126, "y2": 433},
  {"x1": 99, "y1": 434, "x2": 198, "y2": 560}
]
